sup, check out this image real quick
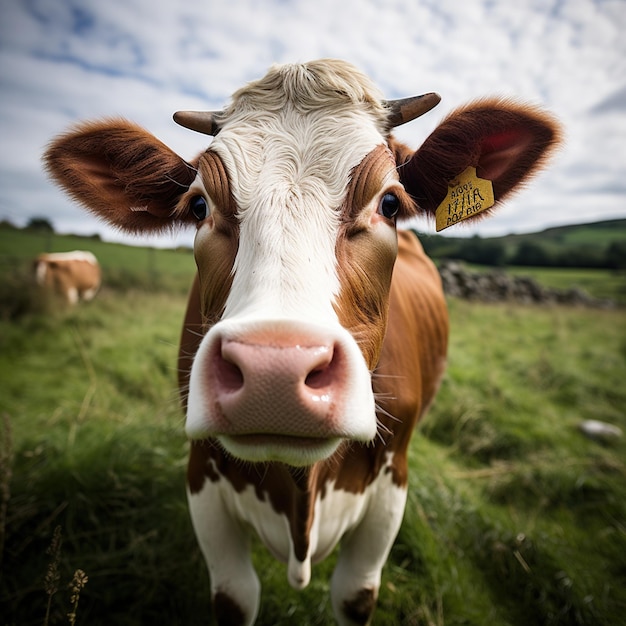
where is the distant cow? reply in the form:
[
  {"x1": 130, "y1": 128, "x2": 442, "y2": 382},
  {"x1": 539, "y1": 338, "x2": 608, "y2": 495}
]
[
  {"x1": 34, "y1": 251, "x2": 100, "y2": 304},
  {"x1": 45, "y1": 60, "x2": 560, "y2": 625}
]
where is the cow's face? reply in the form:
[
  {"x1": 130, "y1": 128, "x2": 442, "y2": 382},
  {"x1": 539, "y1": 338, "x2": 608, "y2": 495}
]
[
  {"x1": 181, "y1": 64, "x2": 414, "y2": 464},
  {"x1": 44, "y1": 60, "x2": 560, "y2": 467}
]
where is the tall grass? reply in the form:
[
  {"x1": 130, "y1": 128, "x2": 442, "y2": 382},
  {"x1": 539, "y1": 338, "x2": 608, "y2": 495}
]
[
  {"x1": 1, "y1": 264, "x2": 625, "y2": 623},
  {"x1": 1, "y1": 288, "x2": 204, "y2": 625},
  {"x1": 412, "y1": 300, "x2": 626, "y2": 626}
]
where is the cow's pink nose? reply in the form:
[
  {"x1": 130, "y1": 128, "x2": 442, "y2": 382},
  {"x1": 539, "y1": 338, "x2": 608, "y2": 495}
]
[{"x1": 208, "y1": 333, "x2": 347, "y2": 436}]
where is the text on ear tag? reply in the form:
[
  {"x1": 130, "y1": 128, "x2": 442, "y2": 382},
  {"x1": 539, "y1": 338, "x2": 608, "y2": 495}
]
[{"x1": 435, "y1": 166, "x2": 495, "y2": 232}]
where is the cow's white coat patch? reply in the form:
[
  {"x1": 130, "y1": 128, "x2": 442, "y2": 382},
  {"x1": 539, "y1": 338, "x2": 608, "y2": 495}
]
[
  {"x1": 66, "y1": 286, "x2": 78, "y2": 305},
  {"x1": 37, "y1": 251, "x2": 98, "y2": 264},
  {"x1": 81, "y1": 286, "x2": 98, "y2": 301},
  {"x1": 187, "y1": 453, "x2": 407, "y2": 597},
  {"x1": 35, "y1": 261, "x2": 48, "y2": 286}
]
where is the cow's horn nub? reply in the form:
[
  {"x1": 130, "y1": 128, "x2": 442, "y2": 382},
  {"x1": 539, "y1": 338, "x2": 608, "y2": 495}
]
[
  {"x1": 173, "y1": 110, "x2": 222, "y2": 136},
  {"x1": 385, "y1": 93, "x2": 441, "y2": 128}
]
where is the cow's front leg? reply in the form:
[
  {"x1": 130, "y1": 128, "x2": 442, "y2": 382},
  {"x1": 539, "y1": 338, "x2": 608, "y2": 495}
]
[
  {"x1": 330, "y1": 479, "x2": 408, "y2": 626},
  {"x1": 187, "y1": 482, "x2": 260, "y2": 626}
]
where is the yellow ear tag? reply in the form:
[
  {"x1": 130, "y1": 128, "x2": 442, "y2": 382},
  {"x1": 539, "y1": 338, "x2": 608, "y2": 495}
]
[{"x1": 435, "y1": 166, "x2": 495, "y2": 232}]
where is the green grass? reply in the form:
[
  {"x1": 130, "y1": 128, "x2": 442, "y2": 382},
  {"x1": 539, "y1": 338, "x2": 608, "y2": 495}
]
[
  {"x1": 1, "y1": 228, "x2": 625, "y2": 624},
  {"x1": 1, "y1": 290, "x2": 201, "y2": 625}
]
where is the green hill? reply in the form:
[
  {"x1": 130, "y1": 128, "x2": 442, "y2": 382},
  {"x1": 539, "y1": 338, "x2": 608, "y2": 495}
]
[{"x1": 415, "y1": 218, "x2": 626, "y2": 268}]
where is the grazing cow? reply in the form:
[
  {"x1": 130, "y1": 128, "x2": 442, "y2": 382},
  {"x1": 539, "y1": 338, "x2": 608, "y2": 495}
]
[
  {"x1": 44, "y1": 60, "x2": 560, "y2": 625},
  {"x1": 34, "y1": 251, "x2": 101, "y2": 305}
]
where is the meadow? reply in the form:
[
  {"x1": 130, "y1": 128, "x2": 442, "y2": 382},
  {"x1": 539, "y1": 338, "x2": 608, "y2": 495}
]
[{"x1": 1, "y1": 227, "x2": 625, "y2": 625}]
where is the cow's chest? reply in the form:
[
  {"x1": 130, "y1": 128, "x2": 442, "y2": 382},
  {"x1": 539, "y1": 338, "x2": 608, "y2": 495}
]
[
  {"x1": 233, "y1": 479, "x2": 367, "y2": 560},
  {"x1": 189, "y1": 453, "x2": 405, "y2": 589}
]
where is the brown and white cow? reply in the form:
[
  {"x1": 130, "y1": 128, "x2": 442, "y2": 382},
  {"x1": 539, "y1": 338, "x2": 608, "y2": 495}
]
[
  {"x1": 34, "y1": 251, "x2": 101, "y2": 304},
  {"x1": 44, "y1": 60, "x2": 560, "y2": 625}
]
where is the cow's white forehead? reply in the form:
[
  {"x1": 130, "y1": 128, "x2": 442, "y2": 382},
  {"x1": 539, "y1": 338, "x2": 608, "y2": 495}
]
[
  {"x1": 212, "y1": 119, "x2": 385, "y2": 322},
  {"x1": 212, "y1": 60, "x2": 389, "y2": 214},
  {"x1": 206, "y1": 63, "x2": 390, "y2": 323},
  {"x1": 205, "y1": 84, "x2": 384, "y2": 321}
]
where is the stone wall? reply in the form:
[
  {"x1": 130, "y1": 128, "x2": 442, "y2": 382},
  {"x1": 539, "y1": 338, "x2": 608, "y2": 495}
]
[{"x1": 438, "y1": 261, "x2": 614, "y2": 307}]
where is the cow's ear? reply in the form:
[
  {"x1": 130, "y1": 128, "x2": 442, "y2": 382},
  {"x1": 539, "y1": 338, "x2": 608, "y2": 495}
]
[
  {"x1": 44, "y1": 119, "x2": 199, "y2": 233},
  {"x1": 391, "y1": 99, "x2": 561, "y2": 219}
]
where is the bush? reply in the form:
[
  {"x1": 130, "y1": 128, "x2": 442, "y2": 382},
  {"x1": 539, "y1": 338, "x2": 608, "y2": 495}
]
[
  {"x1": 0, "y1": 264, "x2": 50, "y2": 320},
  {"x1": 26, "y1": 217, "x2": 55, "y2": 233},
  {"x1": 458, "y1": 237, "x2": 507, "y2": 266},
  {"x1": 510, "y1": 241, "x2": 553, "y2": 266},
  {"x1": 606, "y1": 241, "x2": 626, "y2": 270}
]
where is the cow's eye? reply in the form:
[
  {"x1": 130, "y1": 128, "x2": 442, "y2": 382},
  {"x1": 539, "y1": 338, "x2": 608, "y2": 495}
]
[
  {"x1": 190, "y1": 195, "x2": 209, "y2": 220},
  {"x1": 378, "y1": 193, "x2": 400, "y2": 220}
]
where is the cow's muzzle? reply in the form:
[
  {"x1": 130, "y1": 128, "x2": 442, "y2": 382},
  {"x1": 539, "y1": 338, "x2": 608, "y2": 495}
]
[{"x1": 185, "y1": 319, "x2": 377, "y2": 465}]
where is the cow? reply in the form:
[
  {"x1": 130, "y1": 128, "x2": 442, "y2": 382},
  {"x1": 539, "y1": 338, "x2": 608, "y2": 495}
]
[
  {"x1": 33, "y1": 251, "x2": 101, "y2": 305},
  {"x1": 44, "y1": 60, "x2": 560, "y2": 625}
]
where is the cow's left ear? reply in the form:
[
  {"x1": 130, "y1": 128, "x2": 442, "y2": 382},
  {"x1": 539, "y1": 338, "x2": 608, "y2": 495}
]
[
  {"x1": 390, "y1": 98, "x2": 562, "y2": 219},
  {"x1": 44, "y1": 119, "x2": 199, "y2": 233}
]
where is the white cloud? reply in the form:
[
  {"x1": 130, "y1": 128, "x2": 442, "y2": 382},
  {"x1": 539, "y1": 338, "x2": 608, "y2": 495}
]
[{"x1": 0, "y1": 0, "x2": 624, "y2": 249}]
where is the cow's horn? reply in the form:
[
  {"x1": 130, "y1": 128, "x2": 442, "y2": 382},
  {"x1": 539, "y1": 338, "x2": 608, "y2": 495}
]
[
  {"x1": 173, "y1": 111, "x2": 222, "y2": 136},
  {"x1": 385, "y1": 93, "x2": 441, "y2": 128}
]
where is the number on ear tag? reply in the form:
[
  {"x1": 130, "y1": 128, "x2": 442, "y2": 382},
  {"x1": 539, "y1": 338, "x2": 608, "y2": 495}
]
[{"x1": 435, "y1": 166, "x2": 495, "y2": 232}]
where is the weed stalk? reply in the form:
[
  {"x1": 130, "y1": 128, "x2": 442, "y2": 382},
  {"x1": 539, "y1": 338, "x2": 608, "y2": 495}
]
[
  {"x1": 0, "y1": 412, "x2": 12, "y2": 575},
  {"x1": 43, "y1": 525, "x2": 63, "y2": 626}
]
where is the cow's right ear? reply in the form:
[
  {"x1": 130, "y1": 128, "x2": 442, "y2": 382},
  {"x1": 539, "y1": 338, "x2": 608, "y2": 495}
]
[{"x1": 44, "y1": 119, "x2": 199, "y2": 233}]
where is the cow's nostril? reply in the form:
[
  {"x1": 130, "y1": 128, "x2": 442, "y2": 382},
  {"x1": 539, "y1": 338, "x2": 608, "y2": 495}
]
[
  {"x1": 216, "y1": 354, "x2": 244, "y2": 392},
  {"x1": 304, "y1": 343, "x2": 340, "y2": 390},
  {"x1": 305, "y1": 367, "x2": 330, "y2": 389}
]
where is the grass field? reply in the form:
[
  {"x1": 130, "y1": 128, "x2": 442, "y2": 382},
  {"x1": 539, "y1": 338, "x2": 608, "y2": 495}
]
[{"x1": 1, "y1": 228, "x2": 625, "y2": 625}]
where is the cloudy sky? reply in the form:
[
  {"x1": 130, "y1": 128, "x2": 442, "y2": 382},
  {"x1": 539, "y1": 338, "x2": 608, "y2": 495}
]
[{"x1": 1, "y1": 0, "x2": 625, "y2": 248}]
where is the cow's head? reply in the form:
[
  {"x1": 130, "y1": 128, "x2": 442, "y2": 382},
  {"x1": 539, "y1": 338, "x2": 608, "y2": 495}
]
[{"x1": 45, "y1": 60, "x2": 560, "y2": 466}]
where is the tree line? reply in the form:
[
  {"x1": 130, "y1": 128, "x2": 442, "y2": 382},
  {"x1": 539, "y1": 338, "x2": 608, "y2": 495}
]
[{"x1": 416, "y1": 231, "x2": 626, "y2": 270}]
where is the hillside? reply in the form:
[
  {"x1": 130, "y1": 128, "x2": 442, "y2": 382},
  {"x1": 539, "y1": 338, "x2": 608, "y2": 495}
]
[{"x1": 415, "y1": 218, "x2": 626, "y2": 268}]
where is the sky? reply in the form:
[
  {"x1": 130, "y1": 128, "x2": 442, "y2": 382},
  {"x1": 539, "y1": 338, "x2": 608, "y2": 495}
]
[{"x1": 1, "y1": 0, "x2": 625, "y2": 249}]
